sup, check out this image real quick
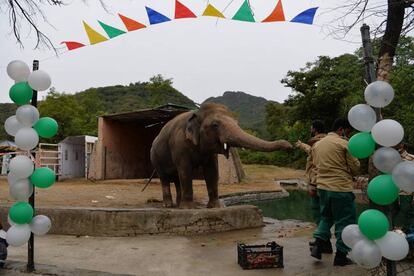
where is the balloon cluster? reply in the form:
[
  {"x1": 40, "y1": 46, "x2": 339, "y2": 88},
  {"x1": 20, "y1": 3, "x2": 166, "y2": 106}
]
[
  {"x1": 4, "y1": 60, "x2": 58, "y2": 247},
  {"x1": 345, "y1": 80, "x2": 411, "y2": 268}
]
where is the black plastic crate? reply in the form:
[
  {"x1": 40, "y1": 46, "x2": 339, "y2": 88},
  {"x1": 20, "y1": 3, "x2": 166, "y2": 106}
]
[{"x1": 237, "y1": 241, "x2": 283, "y2": 270}]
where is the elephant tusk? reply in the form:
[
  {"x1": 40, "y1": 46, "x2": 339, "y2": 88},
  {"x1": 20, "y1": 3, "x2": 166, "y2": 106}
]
[{"x1": 224, "y1": 143, "x2": 227, "y2": 150}]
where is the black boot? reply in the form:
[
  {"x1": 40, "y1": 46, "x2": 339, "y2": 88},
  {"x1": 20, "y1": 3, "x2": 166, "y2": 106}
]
[
  {"x1": 310, "y1": 238, "x2": 324, "y2": 260},
  {"x1": 333, "y1": 251, "x2": 353, "y2": 266},
  {"x1": 0, "y1": 238, "x2": 7, "y2": 268},
  {"x1": 309, "y1": 239, "x2": 333, "y2": 254}
]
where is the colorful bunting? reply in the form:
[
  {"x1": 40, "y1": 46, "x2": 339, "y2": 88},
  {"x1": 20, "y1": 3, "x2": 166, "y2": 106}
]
[
  {"x1": 290, "y1": 7, "x2": 318, "y2": 25},
  {"x1": 118, "y1": 14, "x2": 146, "y2": 31},
  {"x1": 98, "y1": 21, "x2": 126, "y2": 38},
  {"x1": 175, "y1": 0, "x2": 196, "y2": 19},
  {"x1": 146, "y1": 6, "x2": 171, "y2": 25},
  {"x1": 232, "y1": 0, "x2": 255, "y2": 22},
  {"x1": 83, "y1": 21, "x2": 108, "y2": 45},
  {"x1": 202, "y1": 4, "x2": 225, "y2": 18},
  {"x1": 262, "y1": 0, "x2": 285, "y2": 22},
  {"x1": 61, "y1": 41, "x2": 85, "y2": 51}
]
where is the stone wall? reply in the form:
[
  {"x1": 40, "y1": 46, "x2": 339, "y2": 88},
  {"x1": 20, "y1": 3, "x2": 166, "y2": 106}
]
[{"x1": 0, "y1": 205, "x2": 263, "y2": 237}]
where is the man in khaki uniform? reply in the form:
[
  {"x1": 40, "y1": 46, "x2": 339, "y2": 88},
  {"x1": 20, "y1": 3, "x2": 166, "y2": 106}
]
[{"x1": 309, "y1": 118, "x2": 360, "y2": 266}]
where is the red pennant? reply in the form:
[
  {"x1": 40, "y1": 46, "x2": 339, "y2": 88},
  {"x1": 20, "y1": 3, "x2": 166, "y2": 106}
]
[
  {"x1": 175, "y1": 0, "x2": 196, "y2": 19},
  {"x1": 61, "y1": 41, "x2": 86, "y2": 50},
  {"x1": 118, "y1": 14, "x2": 146, "y2": 31}
]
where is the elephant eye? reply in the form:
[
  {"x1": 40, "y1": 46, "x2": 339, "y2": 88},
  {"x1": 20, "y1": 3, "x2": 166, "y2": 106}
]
[{"x1": 211, "y1": 121, "x2": 219, "y2": 129}]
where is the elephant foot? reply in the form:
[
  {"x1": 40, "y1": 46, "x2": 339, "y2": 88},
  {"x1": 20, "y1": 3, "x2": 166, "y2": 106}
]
[
  {"x1": 207, "y1": 199, "x2": 222, "y2": 208},
  {"x1": 163, "y1": 200, "x2": 174, "y2": 208},
  {"x1": 179, "y1": 201, "x2": 196, "y2": 209}
]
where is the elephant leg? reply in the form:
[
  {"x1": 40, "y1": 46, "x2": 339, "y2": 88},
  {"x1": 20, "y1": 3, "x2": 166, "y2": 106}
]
[
  {"x1": 160, "y1": 177, "x2": 173, "y2": 208},
  {"x1": 173, "y1": 177, "x2": 181, "y2": 207},
  {"x1": 203, "y1": 155, "x2": 221, "y2": 208},
  {"x1": 178, "y1": 167, "x2": 195, "y2": 209}
]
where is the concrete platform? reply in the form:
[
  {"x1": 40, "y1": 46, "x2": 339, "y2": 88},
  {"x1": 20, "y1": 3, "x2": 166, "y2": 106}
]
[{"x1": 0, "y1": 205, "x2": 263, "y2": 236}]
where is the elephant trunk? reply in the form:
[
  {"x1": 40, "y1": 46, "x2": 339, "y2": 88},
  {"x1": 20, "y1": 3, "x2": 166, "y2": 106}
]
[{"x1": 222, "y1": 120, "x2": 292, "y2": 152}]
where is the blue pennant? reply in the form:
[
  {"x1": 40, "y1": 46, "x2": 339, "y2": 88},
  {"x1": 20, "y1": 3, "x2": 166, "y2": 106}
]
[
  {"x1": 146, "y1": 6, "x2": 171, "y2": 25},
  {"x1": 291, "y1": 7, "x2": 318, "y2": 25}
]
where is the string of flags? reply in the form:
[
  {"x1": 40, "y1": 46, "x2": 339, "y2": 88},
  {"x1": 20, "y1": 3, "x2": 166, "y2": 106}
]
[{"x1": 62, "y1": 0, "x2": 318, "y2": 51}]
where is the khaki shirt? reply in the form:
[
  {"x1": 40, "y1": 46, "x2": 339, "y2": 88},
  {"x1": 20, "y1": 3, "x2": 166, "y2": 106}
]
[
  {"x1": 310, "y1": 132, "x2": 360, "y2": 192},
  {"x1": 303, "y1": 134, "x2": 327, "y2": 187}
]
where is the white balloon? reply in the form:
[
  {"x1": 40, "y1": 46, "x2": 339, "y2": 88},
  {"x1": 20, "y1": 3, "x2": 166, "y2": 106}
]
[
  {"x1": 27, "y1": 70, "x2": 51, "y2": 91},
  {"x1": 342, "y1": 224, "x2": 365, "y2": 248},
  {"x1": 9, "y1": 155, "x2": 33, "y2": 179},
  {"x1": 6, "y1": 224, "x2": 31, "y2": 247},
  {"x1": 364, "y1": 81, "x2": 394, "y2": 108},
  {"x1": 7, "y1": 215, "x2": 16, "y2": 226},
  {"x1": 373, "y1": 147, "x2": 402, "y2": 174},
  {"x1": 15, "y1": 128, "x2": 39, "y2": 150},
  {"x1": 30, "y1": 215, "x2": 52, "y2": 236},
  {"x1": 352, "y1": 239, "x2": 382, "y2": 269},
  {"x1": 371, "y1": 119, "x2": 404, "y2": 147},
  {"x1": 7, "y1": 60, "x2": 30, "y2": 82},
  {"x1": 392, "y1": 161, "x2": 414, "y2": 192},
  {"x1": 16, "y1": 105, "x2": 39, "y2": 127},
  {"x1": 4, "y1": 115, "x2": 24, "y2": 136},
  {"x1": 7, "y1": 173, "x2": 19, "y2": 185},
  {"x1": 10, "y1": 178, "x2": 33, "y2": 201},
  {"x1": 375, "y1": 231, "x2": 409, "y2": 261},
  {"x1": 348, "y1": 104, "x2": 377, "y2": 132}
]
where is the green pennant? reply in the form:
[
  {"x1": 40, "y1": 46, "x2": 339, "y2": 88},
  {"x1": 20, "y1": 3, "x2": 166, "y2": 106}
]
[
  {"x1": 232, "y1": 0, "x2": 255, "y2": 22},
  {"x1": 98, "y1": 21, "x2": 126, "y2": 38}
]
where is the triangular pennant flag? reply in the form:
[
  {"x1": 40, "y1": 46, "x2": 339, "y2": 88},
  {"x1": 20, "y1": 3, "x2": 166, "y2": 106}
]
[
  {"x1": 175, "y1": 0, "x2": 196, "y2": 19},
  {"x1": 290, "y1": 7, "x2": 318, "y2": 25},
  {"x1": 98, "y1": 21, "x2": 126, "y2": 38},
  {"x1": 61, "y1": 41, "x2": 86, "y2": 51},
  {"x1": 262, "y1": 0, "x2": 285, "y2": 22},
  {"x1": 145, "y1": 7, "x2": 171, "y2": 25},
  {"x1": 232, "y1": 0, "x2": 255, "y2": 22},
  {"x1": 118, "y1": 14, "x2": 146, "y2": 31},
  {"x1": 202, "y1": 4, "x2": 225, "y2": 18},
  {"x1": 83, "y1": 21, "x2": 108, "y2": 45}
]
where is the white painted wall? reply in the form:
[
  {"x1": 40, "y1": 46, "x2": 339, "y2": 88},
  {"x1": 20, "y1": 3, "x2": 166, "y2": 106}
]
[{"x1": 60, "y1": 143, "x2": 85, "y2": 178}]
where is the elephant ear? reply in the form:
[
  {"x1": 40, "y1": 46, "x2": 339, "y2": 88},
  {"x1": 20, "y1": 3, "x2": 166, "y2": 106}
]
[{"x1": 186, "y1": 112, "x2": 200, "y2": 146}]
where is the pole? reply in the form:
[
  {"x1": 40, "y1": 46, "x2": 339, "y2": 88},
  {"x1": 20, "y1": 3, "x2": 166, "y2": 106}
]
[
  {"x1": 27, "y1": 60, "x2": 39, "y2": 273},
  {"x1": 360, "y1": 25, "x2": 396, "y2": 276}
]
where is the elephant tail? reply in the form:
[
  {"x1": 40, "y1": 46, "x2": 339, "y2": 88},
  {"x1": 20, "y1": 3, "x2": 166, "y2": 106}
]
[{"x1": 141, "y1": 169, "x2": 156, "y2": 192}]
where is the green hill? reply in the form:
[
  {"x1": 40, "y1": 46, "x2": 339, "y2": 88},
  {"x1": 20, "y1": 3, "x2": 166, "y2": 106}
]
[{"x1": 204, "y1": 91, "x2": 275, "y2": 138}]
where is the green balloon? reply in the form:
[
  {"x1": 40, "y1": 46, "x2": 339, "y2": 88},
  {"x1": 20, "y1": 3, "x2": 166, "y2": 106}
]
[
  {"x1": 358, "y1": 209, "x2": 389, "y2": 240},
  {"x1": 9, "y1": 82, "x2": 33, "y2": 105},
  {"x1": 367, "y1": 175, "x2": 399, "y2": 205},
  {"x1": 9, "y1": 202, "x2": 33, "y2": 224},
  {"x1": 33, "y1": 117, "x2": 58, "y2": 138},
  {"x1": 348, "y1": 132, "x2": 376, "y2": 159},
  {"x1": 30, "y1": 167, "x2": 56, "y2": 188}
]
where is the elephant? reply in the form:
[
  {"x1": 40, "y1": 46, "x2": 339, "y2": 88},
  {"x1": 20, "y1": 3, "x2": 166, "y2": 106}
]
[{"x1": 150, "y1": 103, "x2": 292, "y2": 208}]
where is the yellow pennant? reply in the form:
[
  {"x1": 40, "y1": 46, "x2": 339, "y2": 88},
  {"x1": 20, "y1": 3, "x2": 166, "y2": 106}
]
[
  {"x1": 202, "y1": 4, "x2": 225, "y2": 18},
  {"x1": 83, "y1": 21, "x2": 108, "y2": 45}
]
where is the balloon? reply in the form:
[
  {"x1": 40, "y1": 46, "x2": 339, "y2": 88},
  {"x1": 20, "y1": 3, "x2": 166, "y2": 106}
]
[
  {"x1": 8, "y1": 215, "x2": 16, "y2": 226},
  {"x1": 392, "y1": 161, "x2": 414, "y2": 192},
  {"x1": 6, "y1": 224, "x2": 31, "y2": 247},
  {"x1": 342, "y1": 224, "x2": 365, "y2": 248},
  {"x1": 27, "y1": 70, "x2": 51, "y2": 91},
  {"x1": 16, "y1": 105, "x2": 39, "y2": 127},
  {"x1": 352, "y1": 239, "x2": 382, "y2": 268},
  {"x1": 4, "y1": 115, "x2": 24, "y2": 136},
  {"x1": 9, "y1": 155, "x2": 34, "y2": 179},
  {"x1": 348, "y1": 132, "x2": 376, "y2": 159},
  {"x1": 7, "y1": 60, "x2": 30, "y2": 82},
  {"x1": 371, "y1": 120, "x2": 404, "y2": 147},
  {"x1": 9, "y1": 82, "x2": 33, "y2": 105},
  {"x1": 30, "y1": 215, "x2": 52, "y2": 235},
  {"x1": 348, "y1": 104, "x2": 377, "y2": 132},
  {"x1": 9, "y1": 202, "x2": 33, "y2": 224},
  {"x1": 364, "y1": 80, "x2": 394, "y2": 108},
  {"x1": 33, "y1": 117, "x2": 58, "y2": 138},
  {"x1": 367, "y1": 175, "x2": 399, "y2": 205},
  {"x1": 9, "y1": 178, "x2": 33, "y2": 201},
  {"x1": 7, "y1": 173, "x2": 19, "y2": 185},
  {"x1": 15, "y1": 128, "x2": 39, "y2": 150},
  {"x1": 358, "y1": 209, "x2": 389, "y2": 240},
  {"x1": 373, "y1": 147, "x2": 402, "y2": 174},
  {"x1": 30, "y1": 167, "x2": 56, "y2": 188},
  {"x1": 375, "y1": 231, "x2": 409, "y2": 261}
]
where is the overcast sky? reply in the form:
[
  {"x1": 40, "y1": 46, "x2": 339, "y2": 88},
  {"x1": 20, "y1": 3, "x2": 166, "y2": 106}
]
[{"x1": 1, "y1": 0, "x2": 365, "y2": 104}]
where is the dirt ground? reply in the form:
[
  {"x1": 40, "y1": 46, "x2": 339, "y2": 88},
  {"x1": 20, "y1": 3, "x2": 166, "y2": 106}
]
[{"x1": 0, "y1": 165, "x2": 305, "y2": 208}]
